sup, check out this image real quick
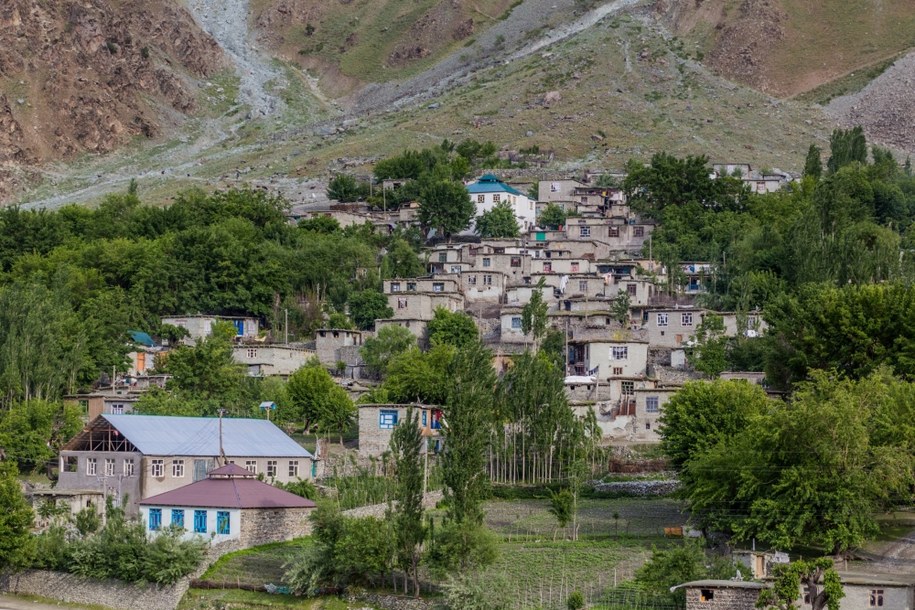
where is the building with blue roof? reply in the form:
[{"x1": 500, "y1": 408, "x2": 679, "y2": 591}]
[
  {"x1": 56, "y1": 414, "x2": 317, "y2": 515},
  {"x1": 466, "y1": 174, "x2": 536, "y2": 232}
]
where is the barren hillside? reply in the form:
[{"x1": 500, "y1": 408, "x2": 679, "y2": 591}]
[{"x1": 0, "y1": 0, "x2": 225, "y2": 197}]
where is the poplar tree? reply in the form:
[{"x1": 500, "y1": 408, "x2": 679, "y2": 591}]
[{"x1": 388, "y1": 407, "x2": 425, "y2": 596}]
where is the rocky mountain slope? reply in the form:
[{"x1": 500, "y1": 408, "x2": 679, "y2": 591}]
[{"x1": 0, "y1": 0, "x2": 224, "y2": 197}]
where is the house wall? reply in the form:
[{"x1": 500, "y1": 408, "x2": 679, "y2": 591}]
[
  {"x1": 140, "y1": 506, "x2": 242, "y2": 543},
  {"x1": 56, "y1": 451, "x2": 143, "y2": 515},
  {"x1": 684, "y1": 586, "x2": 761, "y2": 610},
  {"x1": 840, "y1": 584, "x2": 913, "y2": 610},
  {"x1": 538, "y1": 179, "x2": 585, "y2": 203},
  {"x1": 583, "y1": 341, "x2": 649, "y2": 380},
  {"x1": 500, "y1": 312, "x2": 527, "y2": 343},
  {"x1": 471, "y1": 192, "x2": 536, "y2": 231},
  {"x1": 530, "y1": 258, "x2": 593, "y2": 275},
  {"x1": 315, "y1": 329, "x2": 363, "y2": 366},
  {"x1": 161, "y1": 316, "x2": 259, "y2": 344},
  {"x1": 460, "y1": 270, "x2": 505, "y2": 303},
  {"x1": 374, "y1": 318, "x2": 429, "y2": 343},
  {"x1": 358, "y1": 405, "x2": 442, "y2": 457},
  {"x1": 644, "y1": 309, "x2": 703, "y2": 348},
  {"x1": 632, "y1": 388, "x2": 679, "y2": 443},
  {"x1": 239, "y1": 507, "x2": 313, "y2": 547},
  {"x1": 388, "y1": 293, "x2": 464, "y2": 321},
  {"x1": 232, "y1": 346, "x2": 315, "y2": 376}
]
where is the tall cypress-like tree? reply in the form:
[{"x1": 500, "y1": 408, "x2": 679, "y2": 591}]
[
  {"x1": 803, "y1": 144, "x2": 823, "y2": 180},
  {"x1": 388, "y1": 407, "x2": 425, "y2": 596},
  {"x1": 0, "y1": 462, "x2": 33, "y2": 569},
  {"x1": 827, "y1": 126, "x2": 867, "y2": 174}
]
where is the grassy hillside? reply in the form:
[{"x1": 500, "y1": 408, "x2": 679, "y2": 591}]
[{"x1": 662, "y1": 0, "x2": 915, "y2": 98}]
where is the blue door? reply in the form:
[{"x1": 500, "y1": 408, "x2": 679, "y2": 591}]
[{"x1": 233, "y1": 320, "x2": 245, "y2": 336}]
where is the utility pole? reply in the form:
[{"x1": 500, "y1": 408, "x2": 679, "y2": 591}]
[
  {"x1": 218, "y1": 408, "x2": 226, "y2": 465},
  {"x1": 284, "y1": 308, "x2": 289, "y2": 344}
]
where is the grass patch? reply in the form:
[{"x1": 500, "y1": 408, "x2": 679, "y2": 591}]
[
  {"x1": 795, "y1": 55, "x2": 901, "y2": 104},
  {"x1": 179, "y1": 589, "x2": 359, "y2": 610},
  {"x1": 202, "y1": 539, "x2": 312, "y2": 587}
]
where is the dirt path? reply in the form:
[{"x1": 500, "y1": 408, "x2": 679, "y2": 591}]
[{"x1": 0, "y1": 594, "x2": 90, "y2": 610}]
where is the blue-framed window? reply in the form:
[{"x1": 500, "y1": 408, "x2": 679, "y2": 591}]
[
  {"x1": 646, "y1": 397, "x2": 660, "y2": 413},
  {"x1": 217, "y1": 511, "x2": 230, "y2": 535},
  {"x1": 379, "y1": 410, "x2": 398, "y2": 429},
  {"x1": 193, "y1": 510, "x2": 207, "y2": 534},
  {"x1": 422, "y1": 410, "x2": 427, "y2": 426},
  {"x1": 148, "y1": 508, "x2": 162, "y2": 531},
  {"x1": 171, "y1": 509, "x2": 185, "y2": 528}
]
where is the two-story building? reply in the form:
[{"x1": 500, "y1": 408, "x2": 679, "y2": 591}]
[
  {"x1": 357, "y1": 404, "x2": 444, "y2": 457},
  {"x1": 467, "y1": 174, "x2": 536, "y2": 232},
  {"x1": 232, "y1": 344, "x2": 316, "y2": 377}
]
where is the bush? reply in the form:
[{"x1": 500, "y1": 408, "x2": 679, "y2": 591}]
[
  {"x1": 443, "y1": 572, "x2": 513, "y2": 610},
  {"x1": 425, "y1": 520, "x2": 498, "y2": 576},
  {"x1": 567, "y1": 590, "x2": 585, "y2": 610}
]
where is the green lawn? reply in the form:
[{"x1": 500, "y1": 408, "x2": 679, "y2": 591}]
[
  {"x1": 202, "y1": 539, "x2": 312, "y2": 588},
  {"x1": 179, "y1": 589, "x2": 362, "y2": 610}
]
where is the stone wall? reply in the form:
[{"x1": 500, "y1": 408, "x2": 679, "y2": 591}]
[
  {"x1": 342, "y1": 490, "x2": 444, "y2": 519},
  {"x1": 347, "y1": 592, "x2": 438, "y2": 610},
  {"x1": 685, "y1": 585, "x2": 762, "y2": 610},
  {"x1": 239, "y1": 507, "x2": 313, "y2": 548},
  {"x1": 0, "y1": 570, "x2": 190, "y2": 610},
  {"x1": 591, "y1": 479, "x2": 679, "y2": 496}
]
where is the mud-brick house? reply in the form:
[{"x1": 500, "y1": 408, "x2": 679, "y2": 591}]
[
  {"x1": 678, "y1": 580, "x2": 767, "y2": 610},
  {"x1": 139, "y1": 463, "x2": 315, "y2": 548},
  {"x1": 358, "y1": 404, "x2": 444, "y2": 457},
  {"x1": 56, "y1": 414, "x2": 317, "y2": 516}
]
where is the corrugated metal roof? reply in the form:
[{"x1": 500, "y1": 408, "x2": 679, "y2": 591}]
[
  {"x1": 101, "y1": 414, "x2": 313, "y2": 458},
  {"x1": 139, "y1": 475, "x2": 316, "y2": 509},
  {"x1": 466, "y1": 174, "x2": 525, "y2": 196}
]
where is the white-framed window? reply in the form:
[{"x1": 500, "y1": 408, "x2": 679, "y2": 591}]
[
  {"x1": 391, "y1": 282, "x2": 401, "y2": 292},
  {"x1": 579, "y1": 280, "x2": 588, "y2": 292},
  {"x1": 611, "y1": 346, "x2": 628, "y2": 360},
  {"x1": 151, "y1": 459, "x2": 164, "y2": 477},
  {"x1": 477, "y1": 194, "x2": 485, "y2": 204},
  {"x1": 110, "y1": 404, "x2": 124, "y2": 415},
  {"x1": 172, "y1": 459, "x2": 185, "y2": 478},
  {"x1": 289, "y1": 460, "x2": 299, "y2": 478},
  {"x1": 482, "y1": 258, "x2": 491, "y2": 268},
  {"x1": 104, "y1": 458, "x2": 115, "y2": 476},
  {"x1": 493, "y1": 194, "x2": 501, "y2": 203},
  {"x1": 86, "y1": 458, "x2": 97, "y2": 476},
  {"x1": 124, "y1": 459, "x2": 135, "y2": 477},
  {"x1": 483, "y1": 275, "x2": 493, "y2": 286},
  {"x1": 682, "y1": 312, "x2": 693, "y2": 326},
  {"x1": 580, "y1": 226, "x2": 590, "y2": 237},
  {"x1": 379, "y1": 410, "x2": 398, "y2": 429},
  {"x1": 450, "y1": 265, "x2": 461, "y2": 273},
  {"x1": 245, "y1": 460, "x2": 258, "y2": 474},
  {"x1": 621, "y1": 381, "x2": 635, "y2": 395},
  {"x1": 646, "y1": 397, "x2": 659, "y2": 413},
  {"x1": 511, "y1": 317, "x2": 522, "y2": 329},
  {"x1": 267, "y1": 460, "x2": 277, "y2": 478},
  {"x1": 657, "y1": 312, "x2": 668, "y2": 327},
  {"x1": 433, "y1": 282, "x2": 444, "y2": 293}
]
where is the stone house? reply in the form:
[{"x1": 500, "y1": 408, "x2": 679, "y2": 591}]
[
  {"x1": 467, "y1": 174, "x2": 536, "y2": 231},
  {"x1": 631, "y1": 385, "x2": 680, "y2": 443},
  {"x1": 66, "y1": 390, "x2": 142, "y2": 419},
  {"x1": 644, "y1": 307, "x2": 704, "y2": 348},
  {"x1": 315, "y1": 328, "x2": 364, "y2": 367},
  {"x1": 538, "y1": 178, "x2": 586, "y2": 204},
  {"x1": 358, "y1": 404, "x2": 444, "y2": 457},
  {"x1": 837, "y1": 574, "x2": 915, "y2": 610},
  {"x1": 139, "y1": 463, "x2": 315, "y2": 548},
  {"x1": 374, "y1": 318, "x2": 430, "y2": 343},
  {"x1": 161, "y1": 315, "x2": 259, "y2": 345},
  {"x1": 541, "y1": 239, "x2": 612, "y2": 261},
  {"x1": 232, "y1": 344, "x2": 316, "y2": 377},
  {"x1": 56, "y1": 414, "x2": 317, "y2": 515},
  {"x1": 457, "y1": 269, "x2": 507, "y2": 303},
  {"x1": 469, "y1": 250, "x2": 532, "y2": 280},
  {"x1": 677, "y1": 262, "x2": 716, "y2": 294},
  {"x1": 567, "y1": 337, "x2": 649, "y2": 380},
  {"x1": 499, "y1": 307, "x2": 528, "y2": 344},
  {"x1": 530, "y1": 257, "x2": 593, "y2": 275},
  {"x1": 679, "y1": 580, "x2": 767, "y2": 610},
  {"x1": 384, "y1": 277, "x2": 461, "y2": 297},
  {"x1": 387, "y1": 291, "x2": 464, "y2": 322},
  {"x1": 529, "y1": 227, "x2": 567, "y2": 243}
]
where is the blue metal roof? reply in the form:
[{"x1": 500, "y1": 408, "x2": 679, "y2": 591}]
[
  {"x1": 101, "y1": 414, "x2": 313, "y2": 458},
  {"x1": 466, "y1": 174, "x2": 525, "y2": 197},
  {"x1": 128, "y1": 330, "x2": 156, "y2": 347}
]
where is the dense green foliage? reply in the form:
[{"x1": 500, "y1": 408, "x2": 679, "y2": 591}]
[
  {"x1": 284, "y1": 360, "x2": 355, "y2": 436},
  {"x1": 426, "y1": 307, "x2": 478, "y2": 349},
  {"x1": 388, "y1": 407, "x2": 425, "y2": 595},
  {"x1": 361, "y1": 325, "x2": 417, "y2": 377},
  {"x1": 633, "y1": 542, "x2": 749, "y2": 608},
  {"x1": 538, "y1": 203, "x2": 568, "y2": 229},
  {"x1": 757, "y1": 559, "x2": 843, "y2": 610},
  {"x1": 0, "y1": 462, "x2": 33, "y2": 570},
  {"x1": 475, "y1": 202, "x2": 520, "y2": 238},
  {"x1": 0, "y1": 400, "x2": 82, "y2": 473}
]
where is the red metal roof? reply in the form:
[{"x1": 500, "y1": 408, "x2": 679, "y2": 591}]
[{"x1": 139, "y1": 474, "x2": 316, "y2": 509}]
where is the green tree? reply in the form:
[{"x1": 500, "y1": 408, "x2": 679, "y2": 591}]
[
  {"x1": 361, "y1": 325, "x2": 417, "y2": 378},
  {"x1": 418, "y1": 177, "x2": 474, "y2": 239},
  {"x1": 348, "y1": 290, "x2": 393, "y2": 331},
  {"x1": 0, "y1": 400, "x2": 83, "y2": 473},
  {"x1": 827, "y1": 126, "x2": 867, "y2": 174},
  {"x1": 381, "y1": 238, "x2": 426, "y2": 279},
  {"x1": 0, "y1": 462, "x2": 33, "y2": 570},
  {"x1": 687, "y1": 313, "x2": 728, "y2": 378},
  {"x1": 427, "y1": 307, "x2": 478, "y2": 349},
  {"x1": 804, "y1": 144, "x2": 823, "y2": 180},
  {"x1": 388, "y1": 407, "x2": 425, "y2": 596},
  {"x1": 327, "y1": 174, "x2": 367, "y2": 203},
  {"x1": 757, "y1": 559, "x2": 844, "y2": 610},
  {"x1": 299, "y1": 216, "x2": 341, "y2": 234},
  {"x1": 285, "y1": 360, "x2": 355, "y2": 437},
  {"x1": 521, "y1": 279, "x2": 549, "y2": 350},
  {"x1": 611, "y1": 291, "x2": 631, "y2": 326},
  {"x1": 383, "y1": 345, "x2": 454, "y2": 404},
  {"x1": 547, "y1": 487, "x2": 573, "y2": 532},
  {"x1": 538, "y1": 203, "x2": 567, "y2": 229},
  {"x1": 634, "y1": 542, "x2": 747, "y2": 608},
  {"x1": 475, "y1": 202, "x2": 520, "y2": 238}
]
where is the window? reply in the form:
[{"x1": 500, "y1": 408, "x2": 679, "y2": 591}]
[
  {"x1": 173, "y1": 459, "x2": 185, "y2": 478},
  {"x1": 104, "y1": 458, "x2": 115, "y2": 476},
  {"x1": 217, "y1": 511, "x2": 231, "y2": 535},
  {"x1": 422, "y1": 410, "x2": 428, "y2": 427},
  {"x1": 657, "y1": 313, "x2": 668, "y2": 327},
  {"x1": 493, "y1": 194, "x2": 501, "y2": 203},
  {"x1": 483, "y1": 275, "x2": 493, "y2": 286},
  {"x1": 511, "y1": 317, "x2": 522, "y2": 329},
  {"x1": 110, "y1": 404, "x2": 124, "y2": 415},
  {"x1": 609, "y1": 226, "x2": 620, "y2": 238},
  {"x1": 579, "y1": 280, "x2": 588, "y2": 292},
  {"x1": 171, "y1": 509, "x2": 185, "y2": 528},
  {"x1": 510, "y1": 257, "x2": 521, "y2": 268},
  {"x1": 467, "y1": 275, "x2": 477, "y2": 286},
  {"x1": 611, "y1": 346, "x2": 628, "y2": 360},
  {"x1": 407, "y1": 282, "x2": 417, "y2": 291},
  {"x1": 450, "y1": 265, "x2": 461, "y2": 273},
  {"x1": 482, "y1": 257, "x2": 491, "y2": 268},
  {"x1": 289, "y1": 460, "x2": 299, "y2": 478},
  {"x1": 550, "y1": 182, "x2": 559, "y2": 192},
  {"x1": 148, "y1": 508, "x2": 162, "y2": 531},
  {"x1": 646, "y1": 397, "x2": 659, "y2": 413},
  {"x1": 700, "y1": 589, "x2": 714, "y2": 602},
  {"x1": 267, "y1": 460, "x2": 277, "y2": 477},
  {"x1": 870, "y1": 589, "x2": 884, "y2": 607},
  {"x1": 379, "y1": 410, "x2": 398, "y2": 429},
  {"x1": 391, "y1": 282, "x2": 401, "y2": 292},
  {"x1": 580, "y1": 226, "x2": 590, "y2": 237},
  {"x1": 86, "y1": 458, "x2": 97, "y2": 476},
  {"x1": 633, "y1": 226, "x2": 645, "y2": 237},
  {"x1": 245, "y1": 460, "x2": 257, "y2": 474},
  {"x1": 627, "y1": 283, "x2": 637, "y2": 296},
  {"x1": 124, "y1": 459, "x2": 135, "y2": 477},
  {"x1": 433, "y1": 282, "x2": 444, "y2": 293},
  {"x1": 613, "y1": 367, "x2": 623, "y2": 375},
  {"x1": 682, "y1": 312, "x2": 693, "y2": 326},
  {"x1": 246, "y1": 348, "x2": 257, "y2": 359},
  {"x1": 438, "y1": 252, "x2": 447, "y2": 262},
  {"x1": 571, "y1": 262, "x2": 580, "y2": 273},
  {"x1": 193, "y1": 510, "x2": 207, "y2": 534},
  {"x1": 477, "y1": 194, "x2": 485, "y2": 204},
  {"x1": 543, "y1": 262, "x2": 552, "y2": 273},
  {"x1": 397, "y1": 297, "x2": 408, "y2": 309},
  {"x1": 646, "y1": 422, "x2": 651, "y2": 430},
  {"x1": 621, "y1": 381, "x2": 635, "y2": 395}
]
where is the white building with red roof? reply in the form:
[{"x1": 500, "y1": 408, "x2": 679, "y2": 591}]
[{"x1": 139, "y1": 463, "x2": 315, "y2": 548}]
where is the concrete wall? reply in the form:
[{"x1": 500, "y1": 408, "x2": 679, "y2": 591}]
[
  {"x1": 57, "y1": 450, "x2": 143, "y2": 515},
  {"x1": 644, "y1": 309, "x2": 703, "y2": 348},
  {"x1": 315, "y1": 329, "x2": 363, "y2": 366},
  {"x1": 388, "y1": 293, "x2": 463, "y2": 321}
]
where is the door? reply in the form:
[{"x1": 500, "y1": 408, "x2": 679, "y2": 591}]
[{"x1": 233, "y1": 320, "x2": 245, "y2": 336}]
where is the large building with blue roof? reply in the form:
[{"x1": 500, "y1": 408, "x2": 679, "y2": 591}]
[
  {"x1": 466, "y1": 174, "x2": 536, "y2": 232},
  {"x1": 56, "y1": 414, "x2": 317, "y2": 515}
]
